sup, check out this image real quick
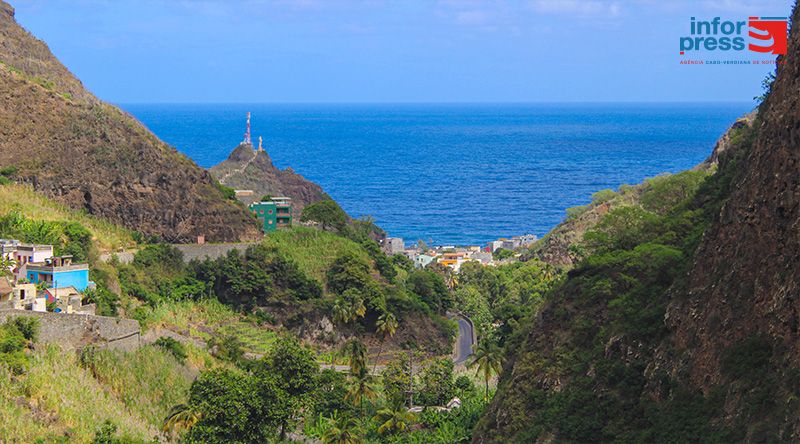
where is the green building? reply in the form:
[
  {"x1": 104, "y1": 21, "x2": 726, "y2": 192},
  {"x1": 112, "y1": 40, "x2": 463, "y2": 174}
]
[{"x1": 249, "y1": 197, "x2": 292, "y2": 233}]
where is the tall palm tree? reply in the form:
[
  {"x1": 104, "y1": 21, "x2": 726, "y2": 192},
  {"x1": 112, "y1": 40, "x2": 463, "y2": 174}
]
[
  {"x1": 322, "y1": 415, "x2": 363, "y2": 444},
  {"x1": 468, "y1": 340, "x2": 503, "y2": 400},
  {"x1": 332, "y1": 298, "x2": 351, "y2": 325},
  {"x1": 373, "y1": 312, "x2": 398, "y2": 373},
  {"x1": 341, "y1": 339, "x2": 368, "y2": 376},
  {"x1": 345, "y1": 373, "x2": 377, "y2": 417},
  {"x1": 162, "y1": 404, "x2": 201, "y2": 438},
  {"x1": 373, "y1": 404, "x2": 415, "y2": 436}
]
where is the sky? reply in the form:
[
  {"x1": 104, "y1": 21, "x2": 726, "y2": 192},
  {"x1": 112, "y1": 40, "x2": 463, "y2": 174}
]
[{"x1": 11, "y1": 0, "x2": 795, "y2": 103}]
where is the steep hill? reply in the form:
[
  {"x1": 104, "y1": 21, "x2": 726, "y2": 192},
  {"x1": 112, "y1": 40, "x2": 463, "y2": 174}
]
[
  {"x1": 476, "y1": 4, "x2": 800, "y2": 442},
  {"x1": 210, "y1": 142, "x2": 329, "y2": 214},
  {"x1": 0, "y1": 1, "x2": 260, "y2": 243},
  {"x1": 527, "y1": 113, "x2": 755, "y2": 269}
]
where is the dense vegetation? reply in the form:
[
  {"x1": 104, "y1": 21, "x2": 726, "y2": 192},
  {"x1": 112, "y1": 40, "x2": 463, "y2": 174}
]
[{"x1": 476, "y1": 121, "x2": 760, "y2": 442}]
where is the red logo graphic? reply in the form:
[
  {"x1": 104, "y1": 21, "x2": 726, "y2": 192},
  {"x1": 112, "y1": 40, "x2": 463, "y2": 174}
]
[{"x1": 748, "y1": 17, "x2": 788, "y2": 55}]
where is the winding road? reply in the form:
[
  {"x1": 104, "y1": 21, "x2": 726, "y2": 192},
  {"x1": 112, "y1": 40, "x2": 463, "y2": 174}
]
[{"x1": 451, "y1": 313, "x2": 477, "y2": 365}]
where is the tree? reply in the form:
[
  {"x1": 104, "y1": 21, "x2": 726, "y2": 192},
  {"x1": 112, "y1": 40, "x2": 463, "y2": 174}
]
[
  {"x1": 184, "y1": 368, "x2": 270, "y2": 443},
  {"x1": 406, "y1": 270, "x2": 451, "y2": 313},
  {"x1": 341, "y1": 339, "x2": 368, "y2": 377},
  {"x1": 312, "y1": 369, "x2": 354, "y2": 417},
  {"x1": 0, "y1": 255, "x2": 15, "y2": 278},
  {"x1": 418, "y1": 358, "x2": 455, "y2": 406},
  {"x1": 382, "y1": 354, "x2": 412, "y2": 407},
  {"x1": 162, "y1": 404, "x2": 201, "y2": 439},
  {"x1": 257, "y1": 335, "x2": 320, "y2": 440},
  {"x1": 262, "y1": 335, "x2": 319, "y2": 396},
  {"x1": 322, "y1": 415, "x2": 363, "y2": 444},
  {"x1": 301, "y1": 200, "x2": 348, "y2": 231},
  {"x1": 373, "y1": 311, "x2": 398, "y2": 373},
  {"x1": 332, "y1": 289, "x2": 367, "y2": 325},
  {"x1": 373, "y1": 404, "x2": 416, "y2": 436},
  {"x1": 468, "y1": 340, "x2": 503, "y2": 400},
  {"x1": 346, "y1": 373, "x2": 377, "y2": 417},
  {"x1": 327, "y1": 253, "x2": 372, "y2": 295}
]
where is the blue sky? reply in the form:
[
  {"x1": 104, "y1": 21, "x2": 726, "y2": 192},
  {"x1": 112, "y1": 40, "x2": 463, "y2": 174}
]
[{"x1": 12, "y1": 0, "x2": 794, "y2": 103}]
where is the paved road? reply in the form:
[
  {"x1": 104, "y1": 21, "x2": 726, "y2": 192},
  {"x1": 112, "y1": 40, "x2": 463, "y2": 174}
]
[{"x1": 454, "y1": 317, "x2": 475, "y2": 365}]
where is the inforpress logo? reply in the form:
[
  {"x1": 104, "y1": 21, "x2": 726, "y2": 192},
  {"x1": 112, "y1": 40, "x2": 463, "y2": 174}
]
[
  {"x1": 748, "y1": 16, "x2": 789, "y2": 54},
  {"x1": 679, "y1": 16, "x2": 788, "y2": 56}
]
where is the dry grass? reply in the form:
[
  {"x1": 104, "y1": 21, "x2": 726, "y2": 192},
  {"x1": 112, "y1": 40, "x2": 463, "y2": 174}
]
[
  {"x1": 0, "y1": 183, "x2": 134, "y2": 252},
  {"x1": 261, "y1": 226, "x2": 371, "y2": 283}
]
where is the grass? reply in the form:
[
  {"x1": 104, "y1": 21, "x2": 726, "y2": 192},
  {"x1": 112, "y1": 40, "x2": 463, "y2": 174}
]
[
  {"x1": 139, "y1": 298, "x2": 285, "y2": 356},
  {"x1": 79, "y1": 345, "x2": 193, "y2": 427},
  {"x1": 0, "y1": 183, "x2": 134, "y2": 252},
  {"x1": 216, "y1": 322, "x2": 279, "y2": 356},
  {"x1": 139, "y1": 298, "x2": 239, "y2": 333},
  {"x1": 261, "y1": 226, "x2": 372, "y2": 283},
  {"x1": 1, "y1": 346, "x2": 155, "y2": 443}
]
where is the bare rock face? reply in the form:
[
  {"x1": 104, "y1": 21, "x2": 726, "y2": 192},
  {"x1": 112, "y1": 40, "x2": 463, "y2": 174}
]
[
  {"x1": 668, "y1": 4, "x2": 800, "y2": 396},
  {"x1": 210, "y1": 143, "x2": 329, "y2": 215},
  {"x1": 0, "y1": 1, "x2": 260, "y2": 242}
]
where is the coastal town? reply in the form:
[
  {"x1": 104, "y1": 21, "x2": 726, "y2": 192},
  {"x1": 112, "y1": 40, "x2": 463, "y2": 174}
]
[{"x1": 380, "y1": 234, "x2": 538, "y2": 271}]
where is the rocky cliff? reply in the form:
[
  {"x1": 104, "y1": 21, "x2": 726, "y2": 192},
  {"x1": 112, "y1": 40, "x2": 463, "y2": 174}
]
[
  {"x1": 0, "y1": 1, "x2": 261, "y2": 243},
  {"x1": 209, "y1": 142, "x2": 329, "y2": 214},
  {"x1": 476, "y1": 4, "x2": 800, "y2": 442}
]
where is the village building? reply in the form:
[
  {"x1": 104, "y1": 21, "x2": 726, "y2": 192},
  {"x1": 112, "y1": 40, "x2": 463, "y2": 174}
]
[
  {"x1": 24, "y1": 255, "x2": 90, "y2": 292},
  {"x1": 250, "y1": 197, "x2": 292, "y2": 233},
  {"x1": 381, "y1": 237, "x2": 405, "y2": 255},
  {"x1": 414, "y1": 253, "x2": 437, "y2": 269}
]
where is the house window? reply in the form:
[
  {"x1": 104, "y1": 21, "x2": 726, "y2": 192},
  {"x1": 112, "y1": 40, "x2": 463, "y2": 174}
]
[
  {"x1": 268, "y1": 210, "x2": 273, "y2": 214},
  {"x1": 268, "y1": 220, "x2": 273, "y2": 224}
]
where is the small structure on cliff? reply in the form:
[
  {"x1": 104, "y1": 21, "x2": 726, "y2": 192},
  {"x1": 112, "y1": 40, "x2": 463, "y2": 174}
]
[{"x1": 250, "y1": 197, "x2": 293, "y2": 233}]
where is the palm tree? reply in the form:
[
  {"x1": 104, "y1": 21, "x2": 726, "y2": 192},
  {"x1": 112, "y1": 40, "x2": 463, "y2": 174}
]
[
  {"x1": 0, "y1": 255, "x2": 15, "y2": 279},
  {"x1": 468, "y1": 340, "x2": 503, "y2": 400},
  {"x1": 373, "y1": 404, "x2": 415, "y2": 436},
  {"x1": 345, "y1": 373, "x2": 377, "y2": 417},
  {"x1": 322, "y1": 415, "x2": 363, "y2": 444},
  {"x1": 332, "y1": 298, "x2": 351, "y2": 325},
  {"x1": 162, "y1": 404, "x2": 201, "y2": 438},
  {"x1": 341, "y1": 339, "x2": 368, "y2": 376},
  {"x1": 373, "y1": 312, "x2": 398, "y2": 373}
]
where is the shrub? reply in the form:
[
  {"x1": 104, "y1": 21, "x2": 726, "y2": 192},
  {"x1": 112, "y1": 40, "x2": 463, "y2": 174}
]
[
  {"x1": 154, "y1": 337, "x2": 188, "y2": 363},
  {"x1": 300, "y1": 200, "x2": 348, "y2": 231},
  {"x1": 565, "y1": 204, "x2": 589, "y2": 220},
  {"x1": 133, "y1": 244, "x2": 184, "y2": 270},
  {"x1": 591, "y1": 189, "x2": 617, "y2": 205}
]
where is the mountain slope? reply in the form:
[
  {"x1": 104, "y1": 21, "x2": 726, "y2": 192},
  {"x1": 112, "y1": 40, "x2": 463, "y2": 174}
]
[
  {"x1": 475, "y1": 5, "x2": 800, "y2": 442},
  {"x1": 210, "y1": 143, "x2": 329, "y2": 213},
  {"x1": 0, "y1": 1, "x2": 260, "y2": 243}
]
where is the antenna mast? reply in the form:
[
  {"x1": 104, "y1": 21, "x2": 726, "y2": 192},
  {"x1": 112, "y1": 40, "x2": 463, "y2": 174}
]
[{"x1": 243, "y1": 112, "x2": 251, "y2": 145}]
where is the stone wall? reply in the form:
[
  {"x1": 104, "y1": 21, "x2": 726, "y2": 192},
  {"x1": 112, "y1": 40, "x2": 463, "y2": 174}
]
[
  {"x1": 0, "y1": 309, "x2": 140, "y2": 351},
  {"x1": 173, "y1": 242, "x2": 257, "y2": 262}
]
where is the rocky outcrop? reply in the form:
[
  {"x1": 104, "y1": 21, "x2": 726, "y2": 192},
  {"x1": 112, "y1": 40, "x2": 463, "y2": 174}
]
[
  {"x1": 210, "y1": 143, "x2": 329, "y2": 214},
  {"x1": 667, "y1": 3, "x2": 800, "y2": 404},
  {"x1": 0, "y1": 1, "x2": 261, "y2": 243},
  {"x1": 477, "y1": 4, "x2": 800, "y2": 442}
]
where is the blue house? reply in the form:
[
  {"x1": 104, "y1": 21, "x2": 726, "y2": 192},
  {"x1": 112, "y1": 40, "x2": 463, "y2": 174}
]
[{"x1": 25, "y1": 256, "x2": 90, "y2": 292}]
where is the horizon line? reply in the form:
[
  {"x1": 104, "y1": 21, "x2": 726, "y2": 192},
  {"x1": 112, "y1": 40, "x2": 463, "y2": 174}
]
[{"x1": 117, "y1": 100, "x2": 755, "y2": 106}]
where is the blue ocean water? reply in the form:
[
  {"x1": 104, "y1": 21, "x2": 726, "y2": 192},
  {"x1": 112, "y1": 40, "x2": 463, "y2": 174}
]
[{"x1": 120, "y1": 103, "x2": 751, "y2": 246}]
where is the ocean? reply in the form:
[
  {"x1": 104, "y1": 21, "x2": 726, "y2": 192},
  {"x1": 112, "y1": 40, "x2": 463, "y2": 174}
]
[{"x1": 120, "y1": 103, "x2": 752, "y2": 246}]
